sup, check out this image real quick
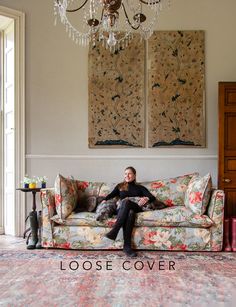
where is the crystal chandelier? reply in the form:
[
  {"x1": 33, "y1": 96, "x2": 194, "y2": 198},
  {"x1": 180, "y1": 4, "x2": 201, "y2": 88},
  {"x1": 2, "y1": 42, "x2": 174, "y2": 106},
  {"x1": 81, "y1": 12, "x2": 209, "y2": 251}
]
[{"x1": 54, "y1": 0, "x2": 170, "y2": 51}]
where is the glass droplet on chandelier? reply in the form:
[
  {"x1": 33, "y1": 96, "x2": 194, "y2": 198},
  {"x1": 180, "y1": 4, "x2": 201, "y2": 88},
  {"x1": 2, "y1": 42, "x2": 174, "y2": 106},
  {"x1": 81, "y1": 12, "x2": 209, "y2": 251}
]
[
  {"x1": 53, "y1": 0, "x2": 171, "y2": 51},
  {"x1": 107, "y1": 32, "x2": 117, "y2": 47}
]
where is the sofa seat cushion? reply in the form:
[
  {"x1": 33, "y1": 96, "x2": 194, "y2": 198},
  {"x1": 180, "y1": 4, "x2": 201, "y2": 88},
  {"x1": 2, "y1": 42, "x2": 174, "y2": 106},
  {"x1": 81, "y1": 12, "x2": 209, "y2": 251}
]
[
  {"x1": 51, "y1": 212, "x2": 116, "y2": 227},
  {"x1": 136, "y1": 207, "x2": 213, "y2": 228},
  {"x1": 51, "y1": 207, "x2": 213, "y2": 228}
]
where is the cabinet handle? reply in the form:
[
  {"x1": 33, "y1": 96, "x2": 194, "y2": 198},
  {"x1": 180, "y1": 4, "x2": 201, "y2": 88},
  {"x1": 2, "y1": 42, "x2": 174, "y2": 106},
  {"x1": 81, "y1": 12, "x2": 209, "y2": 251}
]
[{"x1": 223, "y1": 178, "x2": 232, "y2": 183}]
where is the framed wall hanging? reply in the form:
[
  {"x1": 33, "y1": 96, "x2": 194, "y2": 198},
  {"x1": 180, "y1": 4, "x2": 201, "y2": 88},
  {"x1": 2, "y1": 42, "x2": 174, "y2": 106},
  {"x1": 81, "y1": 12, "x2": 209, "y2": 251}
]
[
  {"x1": 88, "y1": 35, "x2": 145, "y2": 148},
  {"x1": 148, "y1": 31, "x2": 205, "y2": 147}
]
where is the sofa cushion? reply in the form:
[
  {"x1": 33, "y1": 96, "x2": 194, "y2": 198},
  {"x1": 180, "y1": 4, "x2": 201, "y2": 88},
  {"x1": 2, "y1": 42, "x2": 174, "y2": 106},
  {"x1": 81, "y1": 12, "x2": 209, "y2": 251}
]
[
  {"x1": 74, "y1": 181, "x2": 103, "y2": 212},
  {"x1": 51, "y1": 212, "x2": 115, "y2": 227},
  {"x1": 142, "y1": 173, "x2": 198, "y2": 207},
  {"x1": 77, "y1": 174, "x2": 197, "y2": 208},
  {"x1": 76, "y1": 180, "x2": 103, "y2": 196},
  {"x1": 51, "y1": 206, "x2": 213, "y2": 228},
  {"x1": 184, "y1": 173, "x2": 212, "y2": 215},
  {"x1": 54, "y1": 174, "x2": 78, "y2": 220},
  {"x1": 74, "y1": 194, "x2": 100, "y2": 213},
  {"x1": 136, "y1": 207, "x2": 213, "y2": 228},
  {"x1": 98, "y1": 182, "x2": 117, "y2": 197}
]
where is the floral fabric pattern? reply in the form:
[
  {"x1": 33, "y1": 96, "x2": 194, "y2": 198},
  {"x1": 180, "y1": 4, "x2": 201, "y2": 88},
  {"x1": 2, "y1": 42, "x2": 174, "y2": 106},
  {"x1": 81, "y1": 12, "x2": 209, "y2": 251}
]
[
  {"x1": 136, "y1": 207, "x2": 213, "y2": 228},
  {"x1": 40, "y1": 188, "x2": 56, "y2": 248},
  {"x1": 74, "y1": 181, "x2": 103, "y2": 212},
  {"x1": 142, "y1": 173, "x2": 198, "y2": 207},
  {"x1": 51, "y1": 207, "x2": 213, "y2": 228},
  {"x1": 50, "y1": 225, "x2": 213, "y2": 251},
  {"x1": 206, "y1": 189, "x2": 224, "y2": 251},
  {"x1": 185, "y1": 173, "x2": 212, "y2": 215},
  {"x1": 76, "y1": 180, "x2": 103, "y2": 196},
  {"x1": 41, "y1": 175, "x2": 224, "y2": 251},
  {"x1": 54, "y1": 174, "x2": 78, "y2": 220},
  {"x1": 98, "y1": 182, "x2": 117, "y2": 197}
]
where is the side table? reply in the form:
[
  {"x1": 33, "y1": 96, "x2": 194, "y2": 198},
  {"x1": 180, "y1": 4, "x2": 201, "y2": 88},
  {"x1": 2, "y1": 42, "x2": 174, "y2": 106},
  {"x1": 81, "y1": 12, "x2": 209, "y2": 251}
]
[{"x1": 16, "y1": 188, "x2": 41, "y2": 239}]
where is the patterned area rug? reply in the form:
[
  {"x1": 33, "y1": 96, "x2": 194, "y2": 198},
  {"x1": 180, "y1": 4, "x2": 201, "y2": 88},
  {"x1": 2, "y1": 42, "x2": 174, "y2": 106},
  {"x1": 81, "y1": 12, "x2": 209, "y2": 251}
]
[{"x1": 0, "y1": 249, "x2": 236, "y2": 306}]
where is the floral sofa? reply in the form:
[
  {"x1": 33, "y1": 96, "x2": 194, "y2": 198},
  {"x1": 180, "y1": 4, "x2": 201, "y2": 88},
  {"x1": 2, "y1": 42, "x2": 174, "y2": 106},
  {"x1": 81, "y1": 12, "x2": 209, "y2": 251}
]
[{"x1": 40, "y1": 173, "x2": 224, "y2": 251}]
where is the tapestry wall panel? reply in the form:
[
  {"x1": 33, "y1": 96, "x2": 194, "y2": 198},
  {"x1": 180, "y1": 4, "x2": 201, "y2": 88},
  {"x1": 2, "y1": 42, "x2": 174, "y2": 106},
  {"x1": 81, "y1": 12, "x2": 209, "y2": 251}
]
[
  {"x1": 88, "y1": 36, "x2": 145, "y2": 148},
  {"x1": 148, "y1": 31, "x2": 205, "y2": 147}
]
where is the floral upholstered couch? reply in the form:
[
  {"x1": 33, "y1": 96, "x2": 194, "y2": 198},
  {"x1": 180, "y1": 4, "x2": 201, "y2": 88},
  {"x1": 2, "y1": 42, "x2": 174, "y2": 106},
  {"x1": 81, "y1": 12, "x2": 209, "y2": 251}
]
[{"x1": 40, "y1": 173, "x2": 224, "y2": 251}]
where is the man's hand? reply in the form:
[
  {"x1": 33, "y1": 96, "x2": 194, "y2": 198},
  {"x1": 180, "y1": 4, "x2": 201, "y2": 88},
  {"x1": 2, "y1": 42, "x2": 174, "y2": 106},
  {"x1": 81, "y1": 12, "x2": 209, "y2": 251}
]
[{"x1": 138, "y1": 197, "x2": 149, "y2": 207}]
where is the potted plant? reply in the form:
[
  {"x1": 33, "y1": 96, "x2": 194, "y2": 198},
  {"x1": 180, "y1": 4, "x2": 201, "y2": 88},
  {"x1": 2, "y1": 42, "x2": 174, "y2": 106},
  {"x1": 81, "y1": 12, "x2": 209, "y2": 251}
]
[
  {"x1": 29, "y1": 176, "x2": 38, "y2": 189},
  {"x1": 22, "y1": 175, "x2": 31, "y2": 188},
  {"x1": 37, "y1": 176, "x2": 48, "y2": 188}
]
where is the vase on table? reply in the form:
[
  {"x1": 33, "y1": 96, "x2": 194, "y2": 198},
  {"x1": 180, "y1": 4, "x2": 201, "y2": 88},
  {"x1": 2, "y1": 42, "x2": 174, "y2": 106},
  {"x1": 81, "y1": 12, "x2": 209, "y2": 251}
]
[
  {"x1": 41, "y1": 182, "x2": 46, "y2": 188},
  {"x1": 29, "y1": 183, "x2": 36, "y2": 189}
]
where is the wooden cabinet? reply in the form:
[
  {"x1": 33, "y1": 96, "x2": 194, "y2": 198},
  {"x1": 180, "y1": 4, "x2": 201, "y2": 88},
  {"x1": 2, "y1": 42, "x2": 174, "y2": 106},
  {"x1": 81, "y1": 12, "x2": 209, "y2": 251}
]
[{"x1": 218, "y1": 82, "x2": 236, "y2": 217}]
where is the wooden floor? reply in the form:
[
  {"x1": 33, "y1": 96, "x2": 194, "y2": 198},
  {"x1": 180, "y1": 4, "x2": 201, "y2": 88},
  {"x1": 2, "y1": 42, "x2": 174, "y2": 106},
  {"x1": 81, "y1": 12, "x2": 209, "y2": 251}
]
[{"x1": 0, "y1": 235, "x2": 26, "y2": 250}]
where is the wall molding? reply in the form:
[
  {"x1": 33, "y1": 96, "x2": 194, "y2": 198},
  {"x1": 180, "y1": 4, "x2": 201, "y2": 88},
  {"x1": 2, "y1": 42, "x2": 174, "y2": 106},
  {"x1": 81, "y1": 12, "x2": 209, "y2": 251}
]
[
  {"x1": 26, "y1": 154, "x2": 218, "y2": 160},
  {"x1": 0, "y1": 226, "x2": 4, "y2": 235}
]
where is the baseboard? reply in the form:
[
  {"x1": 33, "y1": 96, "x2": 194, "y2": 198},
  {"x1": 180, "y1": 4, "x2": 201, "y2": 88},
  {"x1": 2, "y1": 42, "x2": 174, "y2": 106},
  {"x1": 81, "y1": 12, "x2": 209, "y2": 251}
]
[{"x1": 0, "y1": 226, "x2": 4, "y2": 235}]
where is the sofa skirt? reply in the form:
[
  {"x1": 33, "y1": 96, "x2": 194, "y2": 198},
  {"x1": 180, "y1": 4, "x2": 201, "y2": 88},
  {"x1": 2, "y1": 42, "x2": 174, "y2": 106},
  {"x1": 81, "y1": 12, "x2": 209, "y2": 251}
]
[{"x1": 42, "y1": 225, "x2": 221, "y2": 251}]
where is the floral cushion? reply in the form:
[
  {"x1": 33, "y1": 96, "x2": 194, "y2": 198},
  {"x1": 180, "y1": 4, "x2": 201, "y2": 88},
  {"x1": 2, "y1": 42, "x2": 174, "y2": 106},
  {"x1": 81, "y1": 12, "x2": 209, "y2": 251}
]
[
  {"x1": 184, "y1": 173, "x2": 212, "y2": 215},
  {"x1": 54, "y1": 174, "x2": 78, "y2": 220},
  {"x1": 76, "y1": 180, "x2": 103, "y2": 196},
  {"x1": 142, "y1": 173, "x2": 198, "y2": 207},
  {"x1": 98, "y1": 182, "x2": 117, "y2": 197},
  {"x1": 73, "y1": 180, "x2": 103, "y2": 212},
  {"x1": 136, "y1": 207, "x2": 213, "y2": 228},
  {"x1": 73, "y1": 193, "x2": 100, "y2": 213}
]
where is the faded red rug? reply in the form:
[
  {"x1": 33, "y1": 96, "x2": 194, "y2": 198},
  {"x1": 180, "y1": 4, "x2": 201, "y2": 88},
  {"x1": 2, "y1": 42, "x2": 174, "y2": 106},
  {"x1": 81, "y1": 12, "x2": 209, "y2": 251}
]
[{"x1": 0, "y1": 249, "x2": 236, "y2": 306}]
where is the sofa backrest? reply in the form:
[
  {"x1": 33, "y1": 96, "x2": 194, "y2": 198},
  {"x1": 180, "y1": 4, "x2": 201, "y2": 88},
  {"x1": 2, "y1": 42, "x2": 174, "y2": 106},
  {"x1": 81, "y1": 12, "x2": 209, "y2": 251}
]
[{"x1": 75, "y1": 173, "x2": 198, "y2": 208}]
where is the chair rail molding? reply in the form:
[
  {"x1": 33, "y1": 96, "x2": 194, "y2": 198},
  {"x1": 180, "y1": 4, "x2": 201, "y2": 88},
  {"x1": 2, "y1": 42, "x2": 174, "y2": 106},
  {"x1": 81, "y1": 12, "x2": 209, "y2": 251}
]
[{"x1": 26, "y1": 154, "x2": 217, "y2": 160}]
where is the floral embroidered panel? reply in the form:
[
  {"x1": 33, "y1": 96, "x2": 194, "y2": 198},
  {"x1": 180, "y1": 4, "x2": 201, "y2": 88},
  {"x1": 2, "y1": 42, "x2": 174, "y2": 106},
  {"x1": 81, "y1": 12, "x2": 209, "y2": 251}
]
[
  {"x1": 148, "y1": 31, "x2": 205, "y2": 147},
  {"x1": 88, "y1": 35, "x2": 145, "y2": 148}
]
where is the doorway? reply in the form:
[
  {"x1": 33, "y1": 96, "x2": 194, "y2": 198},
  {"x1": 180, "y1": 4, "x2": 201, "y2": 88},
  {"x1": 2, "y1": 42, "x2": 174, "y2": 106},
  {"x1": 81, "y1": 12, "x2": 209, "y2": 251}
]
[
  {"x1": 0, "y1": 16, "x2": 15, "y2": 235},
  {"x1": 218, "y1": 82, "x2": 236, "y2": 218},
  {"x1": 0, "y1": 6, "x2": 25, "y2": 236}
]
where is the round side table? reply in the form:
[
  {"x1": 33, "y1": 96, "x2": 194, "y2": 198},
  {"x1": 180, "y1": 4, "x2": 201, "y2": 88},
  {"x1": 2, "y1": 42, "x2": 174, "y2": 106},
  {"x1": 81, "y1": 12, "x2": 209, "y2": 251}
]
[{"x1": 16, "y1": 188, "x2": 42, "y2": 239}]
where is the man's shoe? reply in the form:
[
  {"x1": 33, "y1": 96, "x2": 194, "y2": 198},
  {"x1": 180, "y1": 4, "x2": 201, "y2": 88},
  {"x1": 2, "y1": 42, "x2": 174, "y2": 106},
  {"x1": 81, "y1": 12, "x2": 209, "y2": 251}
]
[{"x1": 123, "y1": 246, "x2": 137, "y2": 257}]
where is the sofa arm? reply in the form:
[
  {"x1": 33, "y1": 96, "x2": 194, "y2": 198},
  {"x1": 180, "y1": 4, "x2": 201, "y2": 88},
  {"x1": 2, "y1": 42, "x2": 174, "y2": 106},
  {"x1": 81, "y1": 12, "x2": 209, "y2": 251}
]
[
  {"x1": 207, "y1": 189, "x2": 225, "y2": 251},
  {"x1": 40, "y1": 188, "x2": 56, "y2": 248}
]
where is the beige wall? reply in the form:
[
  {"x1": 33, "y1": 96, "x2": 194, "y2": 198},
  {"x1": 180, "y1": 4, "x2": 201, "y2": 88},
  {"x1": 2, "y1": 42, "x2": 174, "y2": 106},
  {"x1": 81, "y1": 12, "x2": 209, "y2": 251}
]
[{"x1": 1, "y1": 0, "x2": 236, "y2": 187}]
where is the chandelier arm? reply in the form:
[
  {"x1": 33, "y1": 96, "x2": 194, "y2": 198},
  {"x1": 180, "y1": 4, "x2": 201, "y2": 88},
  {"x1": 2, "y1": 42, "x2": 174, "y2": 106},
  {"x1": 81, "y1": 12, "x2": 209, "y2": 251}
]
[
  {"x1": 122, "y1": 3, "x2": 140, "y2": 30},
  {"x1": 54, "y1": 0, "x2": 170, "y2": 49},
  {"x1": 100, "y1": 8, "x2": 104, "y2": 23},
  {"x1": 63, "y1": 0, "x2": 90, "y2": 13},
  {"x1": 139, "y1": 0, "x2": 161, "y2": 4}
]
